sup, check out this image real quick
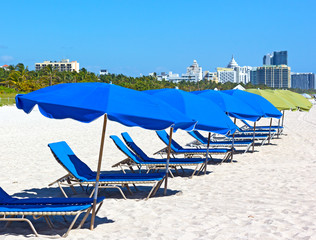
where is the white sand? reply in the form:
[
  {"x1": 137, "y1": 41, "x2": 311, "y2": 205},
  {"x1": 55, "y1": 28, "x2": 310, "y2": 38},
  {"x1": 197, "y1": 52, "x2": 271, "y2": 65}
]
[{"x1": 0, "y1": 105, "x2": 315, "y2": 239}]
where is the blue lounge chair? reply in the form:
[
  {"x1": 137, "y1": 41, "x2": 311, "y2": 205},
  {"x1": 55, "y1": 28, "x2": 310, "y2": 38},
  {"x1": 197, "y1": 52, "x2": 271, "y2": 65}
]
[
  {"x1": 0, "y1": 187, "x2": 104, "y2": 237},
  {"x1": 155, "y1": 130, "x2": 232, "y2": 161},
  {"x1": 241, "y1": 119, "x2": 283, "y2": 134},
  {"x1": 48, "y1": 141, "x2": 165, "y2": 200},
  {"x1": 110, "y1": 135, "x2": 206, "y2": 177},
  {"x1": 120, "y1": 132, "x2": 220, "y2": 174},
  {"x1": 187, "y1": 130, "x2": 253, "y2": 153},
  {"x1": 215, "y1": 132, "x2": 271, "y2": 145}
]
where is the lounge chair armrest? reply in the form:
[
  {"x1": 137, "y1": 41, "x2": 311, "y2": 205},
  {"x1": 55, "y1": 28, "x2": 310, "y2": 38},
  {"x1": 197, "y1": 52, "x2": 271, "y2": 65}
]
[{"x1": 112, "y1": 158, "x2": 134, "y2": 168}]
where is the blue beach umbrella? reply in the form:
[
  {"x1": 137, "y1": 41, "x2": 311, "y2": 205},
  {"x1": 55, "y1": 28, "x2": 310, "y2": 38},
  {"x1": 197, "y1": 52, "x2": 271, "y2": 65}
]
[
  {"x1": 145, "y1": 88, "x2": 238, "y2": 135},
  {"x1": 16, "y1": 82, "x2": 196, "y2": 229},
  {"x1": 192, "y1": 90, "x2": 261, "y2": 122},
  {"x1": 222, "y1": 89, "x2": 282, "y2": 119},
  {"x1": 144, "y1": 88, "x2": 238, "y2": 173},
  {"x1": 222, "y1": 89, "x2": 282, "y2": 150}
]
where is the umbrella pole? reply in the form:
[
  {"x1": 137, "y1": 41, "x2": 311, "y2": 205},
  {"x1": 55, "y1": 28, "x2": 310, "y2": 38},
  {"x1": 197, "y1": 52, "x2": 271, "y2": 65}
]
[
  {"x1": 164, "y1": 127, "x2": 174, "y2": 196},
  {"x1": 268, "y1": 118, "x2": 272, "y2": 144},
  {"x1": 277, "y1": 118, "x2": 281, "y2": 138},
  {"x1": 205, "y1": 132, "x2": 211, "y2": 174},
  {"x1": 231, "y1": 118, "x2": 237, "y2": 162},
  {"x1": 90, "y1": 114, "x2": 107, "y2": 230},
  {"x1": 281, "y1": 110, "x2": 285, "y2": 127},
  {"x1": 252, "y1": 122, "x2": 256, "y2": 153}
]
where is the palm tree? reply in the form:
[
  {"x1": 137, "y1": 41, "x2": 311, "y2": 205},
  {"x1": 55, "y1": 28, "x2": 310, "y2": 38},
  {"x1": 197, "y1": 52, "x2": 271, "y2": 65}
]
[{"x1": 44, "y1": 65, "x2": 59, "y2": 86}]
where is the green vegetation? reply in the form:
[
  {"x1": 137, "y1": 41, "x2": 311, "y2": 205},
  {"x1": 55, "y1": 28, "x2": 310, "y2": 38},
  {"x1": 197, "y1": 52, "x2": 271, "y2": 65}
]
[
  {"x1": 0, "y1": 87, "x2": 18, "y2": 106},
  {"x1": 0, "y1": 63, "x2": 315, "y2": 104}
]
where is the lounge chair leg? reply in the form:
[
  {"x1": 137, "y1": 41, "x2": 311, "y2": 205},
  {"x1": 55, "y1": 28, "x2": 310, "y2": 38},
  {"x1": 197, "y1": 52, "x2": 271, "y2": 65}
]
[
  {"x1": 98, "y1": 186, "x2": 127, "y2": 199},
  {"x1": 67, "y1": 178, "x2": 77, "y2": 194},
  {"x1": 44, "y1": 216, "x2": 54, "y2": 229},
  {"x1": 174, "y1": 167, "x2": 179, "y2": 175},
  {"x1": 152, "y1": 179, "x2": 164, "y2": 196},
  {"x1": 116, "y1": 187, "x2": 127, "y2": 199},
  {"x1": 192, "y1": 164, "x2": 200, "y2": 177},
  {"x1": 132, "y1": 184, "x2": 138, "y2": 191},
  {"x1": 62, "y1": 216, "x2": 68, "y2": 223},
  {"x1": 2, "y1": 215, "x2": 15, "y2": 229},
  {"x1": 77, "y1": 207, "x2": 92, "y2": 229},
  {"x1": 146, "y1": 182, "x2": 159, "y2": 200},
  {"x1": 58, "y1": 182, "x2": 69, "y2": 198},
  {"x1": 125, "y1": 184, "x2": 133, "y2": 195},
  {"x1": 89, "y1": 188, "x2": 95, "y2": 198},
  {"x1": 95, "y1": 202, "x2": 103, "y2": 216},
  {"x1": 0, "y1": 217, "x2": 40, "y2": 237},
  {"x1": 62, "y1": 211, "x2": 84, "y2": 238},
  {"x1": 245, "y1": 143, "x2": 252, "y2": 153},
  {"x1": 196, "y1": 164, "x2": 204, "y2": 176},
  {"x1": 168, "y1": 169, "x2": 174, "y2": 178}
]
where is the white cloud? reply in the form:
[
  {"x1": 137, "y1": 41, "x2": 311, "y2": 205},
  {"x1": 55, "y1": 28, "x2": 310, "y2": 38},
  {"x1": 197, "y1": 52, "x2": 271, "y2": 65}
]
[{"x1": 0, "y1": 55, "x2": 14, "y2": 62}]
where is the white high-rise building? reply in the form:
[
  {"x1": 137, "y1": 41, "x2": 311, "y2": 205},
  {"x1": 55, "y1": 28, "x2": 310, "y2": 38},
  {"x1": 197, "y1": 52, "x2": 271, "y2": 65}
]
[
  {"x1": 235, "y1": 66, "x2": 252, "y2": 84},
  {"x1": 180, "y1": 60, "x2": 203, "y2": 82},
  {"x1": 217, "y1": 68, "x2": 236, "y2": 83},
  {"x1": 217, "y1": 56, "x2": 251, "y2": 84},
  {"x1": 168, "y1": 60, "x2": 203, "y2": 83}
]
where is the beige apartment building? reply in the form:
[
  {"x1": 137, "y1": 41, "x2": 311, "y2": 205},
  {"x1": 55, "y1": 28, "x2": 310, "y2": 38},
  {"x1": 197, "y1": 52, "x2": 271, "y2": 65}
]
[{"x1": 35, "y1": 59, "x2": 79, "y2": 72}]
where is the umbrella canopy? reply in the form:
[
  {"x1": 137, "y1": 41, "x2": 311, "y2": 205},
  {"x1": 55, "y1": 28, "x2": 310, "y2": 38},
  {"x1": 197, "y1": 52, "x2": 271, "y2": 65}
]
[
  {"x1": 16, "y1": 82, "x2": 197, "y2": 229},
  {"x1": 301, "y1": 93, "x2": 312, "y2": 99},
  {"x1": 275, "y1": 90, "x2": 312, "y2": 112},
  {"x1": 16, "y1": 83, "x2": 196, "y2": 131},
  {"x1": 144, "y1": 88, "x2": 238, "y2": 135},
  {"x1": 192, "y1": 90, "x2": 261, "y2": 122},
  {"x1": 222, "y1": 89, "x2": 282, "y2": 119},
  {"x1": 246, "y1": 89, "x2": 297, "y2": 111}
]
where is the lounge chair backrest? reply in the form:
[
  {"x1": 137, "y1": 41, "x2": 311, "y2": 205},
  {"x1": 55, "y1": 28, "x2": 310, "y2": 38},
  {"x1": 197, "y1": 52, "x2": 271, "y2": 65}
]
[
  {"x1": 188, "y1": 131, "x2": 207, "y2": 144},
  {"x1": 48, "y1": 141, "x2": 94, "y2": 181},
  {"x1": 110, "y1": 135, "x2": 142, "y2": 164},
  {"x1": 121, "y1": 132, "x2": 150, "y2": 160},
  {"x1": 0, "y1": 187, "x2": 12, "y2": 203},
  {"x1": 155, "y1": 130, "x2": 183, "y2": 151},
  {"x1": 241, "y1": 120, "x2": 252, "y2": 128}
]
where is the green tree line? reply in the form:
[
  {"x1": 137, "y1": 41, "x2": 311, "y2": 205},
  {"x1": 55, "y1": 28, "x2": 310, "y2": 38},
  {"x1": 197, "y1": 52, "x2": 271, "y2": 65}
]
[{"x1": 0, "y1": 63, "x2": 314, "y2": 94}]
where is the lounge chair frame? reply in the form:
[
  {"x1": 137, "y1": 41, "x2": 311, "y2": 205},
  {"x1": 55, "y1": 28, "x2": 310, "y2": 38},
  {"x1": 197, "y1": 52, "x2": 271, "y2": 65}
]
[
  {"x1": 154, "y1": 131, "x2": 232, "y2": 163},
  {"x1": 49, "y1": 172, "x2": 161, "y2": 201},
  {"x1": 48, "y1": 143, "x2": 164, "y2": 200},
  {"x1": 0, "y1": 202, "x2": 103, "y2": 238},
  {"x1": 110, "y1": 135, "x2": 206, "y2": 177},
  {"x1": 187, "y1": 131, "x2": 253, "y2": 153}
]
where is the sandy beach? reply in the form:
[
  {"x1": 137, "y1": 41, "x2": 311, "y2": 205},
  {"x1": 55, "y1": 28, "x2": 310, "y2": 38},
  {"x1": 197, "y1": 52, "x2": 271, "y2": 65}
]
[{"x1": 0, "y1": 105, "x2": 315, "y2": 239}]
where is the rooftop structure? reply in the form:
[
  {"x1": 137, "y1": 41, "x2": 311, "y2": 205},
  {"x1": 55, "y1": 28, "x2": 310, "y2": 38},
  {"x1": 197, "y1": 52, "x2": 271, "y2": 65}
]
[
  {"x1": 217, "y1": 56, "x2": 252, "y2": 84},
  {"x1": 227, "y1": 56, "x2": 238, "y2": 68},
  {"x1": 100, "y1": 69, "x2": 109, "y2": 75}
]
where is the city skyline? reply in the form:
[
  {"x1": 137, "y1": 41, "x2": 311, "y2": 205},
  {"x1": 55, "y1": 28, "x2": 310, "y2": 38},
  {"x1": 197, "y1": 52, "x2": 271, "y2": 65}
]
[{"x1": 0, "y1": 0, "x2": 315, "y2": 76}]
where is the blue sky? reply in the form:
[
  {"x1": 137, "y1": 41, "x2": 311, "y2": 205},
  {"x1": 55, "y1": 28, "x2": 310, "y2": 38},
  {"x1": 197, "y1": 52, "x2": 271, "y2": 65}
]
[{"x1": 0, "y1": 0, "x2": 315, "y2": 76}]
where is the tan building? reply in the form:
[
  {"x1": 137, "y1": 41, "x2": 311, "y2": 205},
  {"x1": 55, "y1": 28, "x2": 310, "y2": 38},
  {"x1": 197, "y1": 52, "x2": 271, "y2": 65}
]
[
  {"x1": 203, "y1": 71, "x2": 218, "y2": 83},
  {"x1": 35, "y1": 59, "x2": 79, "y2": 72}
]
